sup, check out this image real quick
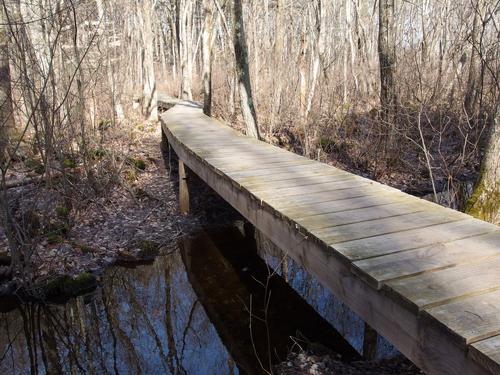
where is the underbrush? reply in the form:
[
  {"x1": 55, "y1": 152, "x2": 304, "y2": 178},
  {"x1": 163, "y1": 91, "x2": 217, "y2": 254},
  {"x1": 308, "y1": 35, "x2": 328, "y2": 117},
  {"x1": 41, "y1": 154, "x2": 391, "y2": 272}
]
[
  {"x1": 213, "y1": 96, "x2": 489, "y2": 210},
  {"x1": 0, "y1": 106, "x2": 163, "y2": 296}
]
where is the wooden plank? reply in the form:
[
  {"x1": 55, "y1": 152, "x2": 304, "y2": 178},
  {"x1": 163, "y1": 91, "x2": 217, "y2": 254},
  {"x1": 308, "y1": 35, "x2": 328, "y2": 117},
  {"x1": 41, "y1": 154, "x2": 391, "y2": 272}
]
[
  {"x1": 280, "y1": 194, "x2": 406, "y2": 218},
  {"x1": 172, "y1": 129, "x2": 236, "y2": 137},
  {"x1": 193, "y1": 148, "x2": 282, "y2": 161},
  {"x1": 332, "y1": 219, "x2": 497, "y2": 260},
  {"x1": 244, "y1": 173, "x2": 356, "y2": 191},
  {"x1": 425, "y1": 289, "x2": 500, "y2": 345},
  {"x1": 195, "y1": 149, "x2": 291, "y2": 161},
  {"x1": 205, "y1": 152, "x2": 291, "y2": 162},
  {"x1": 314, "y1": 210, "x2": 464, "y2": 244},
  {"x1": 236, "y1": 166, "x2": 347, "y2": 186},
  {"x1": 184, "y1": 137, "x2": 261, "y2": 145},
  {"x1": 217, "y1": 159, "x2": 316, "y2": 173},
  {"x1": 186, "y1": 140, "x2": 255, "y2": 150},
  {"x1": 296, "y1": 201, "x2": 428, "y2": 230},
  {"x1": 470, "y1": 336, "x2": 500, "y2": 375},
  {"x1": 386, "y1": 256, "x2": 500, "y2": 310},
  {"x1": 196, "y1": 141, "x2": 291, "y2": 153},
  {"x1": 207, "y1": 150, "x2": 304, "y2": 164},
  {"x1": 353, "y1": 232, "x2": 500, "y2": 288},
  {"x1": 226, "y1": 163, "x2": 330, "y2": 179},
  {"x1": 253, "y1": 179, "x2": 371, "y2": 199},
  {"x1": 208, "y1": 154, "x2": 303, "y2": 167},
  {"x1": 268, "y1": 185, "x2": 394, "y2": 208}
]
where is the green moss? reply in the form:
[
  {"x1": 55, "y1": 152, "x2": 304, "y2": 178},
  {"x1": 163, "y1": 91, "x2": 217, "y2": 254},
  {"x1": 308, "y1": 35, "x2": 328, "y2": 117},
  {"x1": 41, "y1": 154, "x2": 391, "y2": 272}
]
[
  {"x1": 79, "y1": 244, "x2": 93, "y2": 254},
  {"x1": 62, "y1": 158, "x2": 77, "y2": 168},
  {"x1": 53, "y1": 223, "x2": 69, "y2": 235},
  {"x1": 25, "y1": 158, "x2": 45, "y2": 174},
  {"x1": 47, "y1": 234, "x2": 63, "y2": 244},
  {"x1": 56, "y1": 205, "x2": 70, "y2": 219},
  {"x1": 127, "y1": 157, "x2": 146, "y2": 171},
  {"x1": 123, "y1": 169, "x2": 137, "y2": 182},
  {"x1": 98, "y1": 119, "x2": 112, "y2": 131},
  {"x1": 45, "y1": 272, "x2": 97, "y2": 297},
  {"x1": 466, "y1": 182, "x2": 499, "y2": 222},
  {"x1": 466, "y1": 168, "x2": 499, "y2": 223},
  {"x1": 137, "y1": 240, "x2": 160, "y2": 258},
  {"x1": 319, "y1": 137, "x2": 335, "y2": 151},
  {"x1": 45, "y1": 221, "x2": 70, "y2": 243},
  {"x1": 92, "y1": 149, "x2": 107, "y2": 159}
]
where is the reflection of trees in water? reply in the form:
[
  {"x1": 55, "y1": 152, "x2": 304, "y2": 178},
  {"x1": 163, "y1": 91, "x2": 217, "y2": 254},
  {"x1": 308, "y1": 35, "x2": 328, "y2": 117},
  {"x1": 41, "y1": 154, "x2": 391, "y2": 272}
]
[
  {"x1": 0, "y1": 250, "x2": 236, "y2": 375},
  {"x1": 255, "y1": 237, "x2": 366, "y2": 354}
]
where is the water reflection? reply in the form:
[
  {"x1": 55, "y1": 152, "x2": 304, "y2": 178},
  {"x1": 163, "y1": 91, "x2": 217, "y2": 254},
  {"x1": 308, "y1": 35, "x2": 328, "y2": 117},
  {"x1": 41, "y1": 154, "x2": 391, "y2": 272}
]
[
  {"x1": 256, "y1": 231, "x2": 399, "y2": 359},
  {"x1": 0, "y1": 225, "x2": 358, "y2": 374},
  {"x1": 1, "y1": 249, "x2": 236, "y2": 374},
  {"x1": 181, "y1": 226, "x2": 358, "y2": 374}
]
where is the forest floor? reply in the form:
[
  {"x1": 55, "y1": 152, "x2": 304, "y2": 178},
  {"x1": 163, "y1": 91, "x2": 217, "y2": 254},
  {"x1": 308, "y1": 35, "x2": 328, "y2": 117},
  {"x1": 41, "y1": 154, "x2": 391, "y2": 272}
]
[{"x1": 0, "y1": 119, "x2": 228, "y2": 298}]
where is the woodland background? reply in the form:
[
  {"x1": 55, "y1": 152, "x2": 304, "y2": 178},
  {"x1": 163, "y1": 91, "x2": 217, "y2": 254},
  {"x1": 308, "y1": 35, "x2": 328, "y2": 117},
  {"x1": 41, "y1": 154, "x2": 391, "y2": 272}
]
[{"x1": 0, "y1": 0, "x2": 498, "y2": 280}]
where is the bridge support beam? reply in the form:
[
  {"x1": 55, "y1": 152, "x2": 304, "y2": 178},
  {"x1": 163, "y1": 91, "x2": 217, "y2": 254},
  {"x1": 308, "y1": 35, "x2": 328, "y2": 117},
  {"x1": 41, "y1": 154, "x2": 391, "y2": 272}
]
[{"x1": 179, "y1": 160, "x2": 190, "y2": 215}]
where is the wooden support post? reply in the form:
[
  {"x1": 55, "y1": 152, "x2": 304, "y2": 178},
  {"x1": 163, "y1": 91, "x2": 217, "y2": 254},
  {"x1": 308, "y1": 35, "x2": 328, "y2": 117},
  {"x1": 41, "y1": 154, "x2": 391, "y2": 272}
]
[
  {"x1": 363, "y1": 322, "x2": 378, "y2": 360},
  {"x1": 161, "y1": 128, "x2": 169, "y2": 153},
  {"x1": 179, "y1": 160, "x2": 189, "y2": 215}
]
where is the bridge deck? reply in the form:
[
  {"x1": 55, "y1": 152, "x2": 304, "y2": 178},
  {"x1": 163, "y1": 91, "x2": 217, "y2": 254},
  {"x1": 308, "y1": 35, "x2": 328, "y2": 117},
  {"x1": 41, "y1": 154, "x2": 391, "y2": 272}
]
[{"x1": 160, "y1": 100, "x2": 500, "y2": 375}]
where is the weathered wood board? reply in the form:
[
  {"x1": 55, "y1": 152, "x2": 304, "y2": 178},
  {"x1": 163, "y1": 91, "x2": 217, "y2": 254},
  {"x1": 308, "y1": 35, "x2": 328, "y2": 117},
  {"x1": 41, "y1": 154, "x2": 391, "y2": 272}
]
[{"x1": 161, "y1": 101, "x2": 500, "y2": 375}]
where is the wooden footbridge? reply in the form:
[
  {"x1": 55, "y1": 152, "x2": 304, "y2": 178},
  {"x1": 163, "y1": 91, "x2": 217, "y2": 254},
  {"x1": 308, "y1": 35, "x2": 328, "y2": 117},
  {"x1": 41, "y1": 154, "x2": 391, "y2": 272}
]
[{"x1": 159, "y1": 97, "x2": 500, "y2": 375}]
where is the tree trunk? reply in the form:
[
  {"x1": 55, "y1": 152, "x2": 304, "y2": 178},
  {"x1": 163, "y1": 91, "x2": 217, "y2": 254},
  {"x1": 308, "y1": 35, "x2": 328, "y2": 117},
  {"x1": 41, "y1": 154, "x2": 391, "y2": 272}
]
[
  {"x1": 233, "y1": 0, "x2": 260, "y2": 139},
  {"x1": 202, "y1": 0, "x2": 214, "y2": 116},
  {"x1": 179, "y1": 0, "x2": 193, "y2": 100},
  {"x1": 139, "y1": 0, "x2": 157, "y2": 119},
  {"x1": 0, "y1": 6, "x2": 14, "y2": 167},
  {"x1": 270, "y1": 0, "x2": 284, "y2": 134},
  {"x1": 378, "y1": 0, "x2": 397, "y2": 147},
  {"x1": 0, "y1": 4, "x2": 21, "y2": 276},
  {"x1": 464, "y1": 1, "x2": 480, "y2": 118},
  {"x1": 466, "y1": 104, "x2": 499, "y2": 225}
]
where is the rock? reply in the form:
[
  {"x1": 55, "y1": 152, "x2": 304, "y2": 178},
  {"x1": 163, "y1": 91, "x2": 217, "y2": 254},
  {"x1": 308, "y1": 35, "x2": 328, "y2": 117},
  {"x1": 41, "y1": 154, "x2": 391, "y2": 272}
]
[{"x1": 43, "y1": 272, "x2": 97, "y2": 299}]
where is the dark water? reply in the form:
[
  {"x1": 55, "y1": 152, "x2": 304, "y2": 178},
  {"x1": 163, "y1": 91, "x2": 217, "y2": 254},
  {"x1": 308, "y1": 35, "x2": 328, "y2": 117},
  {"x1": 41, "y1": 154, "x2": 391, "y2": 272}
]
[
  {"x1": 256, "y1": 235, "x2": 399, "y2": 359},
  {"x1": 0, "y1": 225, "x2": 361, "y2": 375}
]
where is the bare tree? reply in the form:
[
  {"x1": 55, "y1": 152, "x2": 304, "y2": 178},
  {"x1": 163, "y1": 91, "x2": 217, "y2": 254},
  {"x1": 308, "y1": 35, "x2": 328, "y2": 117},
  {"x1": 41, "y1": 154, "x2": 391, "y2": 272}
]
[
  {"x1": 466, "y1": 104, "x2": 499, "y2": 224},
  {"x1": 0, "y1": 4, "x2": 13, "y2": 167},
  {"x1": 232, "y1": 0, "x2": 260, "y2": 139},
  {"x1": 202, "y1": 0, "x2": 215, "y2": 116},
  {"x1": 178, "y1": 0, "x2": 194, "y2": 100},
  {"x1": 139, "y1": 0, "x2": 157, "y2": 119},
  {"x1": 378, "y1": 0, "x2": 397, "y2": 147},
  {"x1": 463, "y1": 0, "x2": 482, "y2": 117},
  {"x1": 0, "y1": 2, "x2": 19, "y2": 275}
]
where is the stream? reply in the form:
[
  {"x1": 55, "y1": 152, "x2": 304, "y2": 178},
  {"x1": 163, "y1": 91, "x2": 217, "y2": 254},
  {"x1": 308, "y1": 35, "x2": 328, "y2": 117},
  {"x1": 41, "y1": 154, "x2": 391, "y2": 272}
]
[{"x1": 0, "y1": 224, "x2": 398, "y2": 374}]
